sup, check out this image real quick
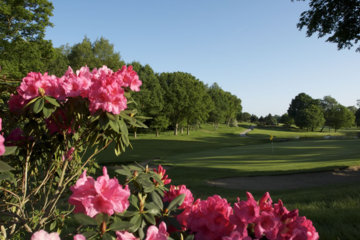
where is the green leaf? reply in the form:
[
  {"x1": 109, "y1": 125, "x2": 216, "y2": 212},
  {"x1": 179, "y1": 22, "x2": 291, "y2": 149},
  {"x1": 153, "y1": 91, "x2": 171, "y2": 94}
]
[
  {"x1": 185, "y1": 235, "x2": 195, "y2": 240},
  {"x1": 109, "y1": 119, "x2": 119, "y2": 133},
  {"x1": 151, "y1": 192, "x2": 163, "y2": 210},
  {"x1": 0, "y1": 171, "x2": 15, "y2": 182},
  {"x1": 2, "y1": 146, "x2": 17, "y2": 156},
  {"x1": 82, "y1": 231, "x2": 97, "y2": 238},
  {"x1": 109, "y1": 218, "x2": 133, "y2": 231},
  {"x1": 143, "y1": 213, "x2": 156, "y2": 225},
  {"x1": 145, "y1": 202, "x2": 161, "y2": 216},
  {"x1": 0, "y1": 161, "x2": 14, "y2": 172},
  {"x1": 42, "y1": 106, "x2": 56, "y2": 118},
  {"x1": 129, "y1": 214, "x2": 142, "y2": 232},
  {"x1": 115, "y1": 168, "x2": 132, "y2": 178},
  {"x1": 44, "y1": 96, "x2": 60, "y2": 107},
  {"x1": 49, "y1": 221, "x2": 56, "y2": 231},
  {"x1": 129, "y1": 195, "x2": 139, "y2": 209},
  {"x1": 33, "y1": 98, "x2": 44, "y2": 114},
  {"x1": 73, "y1": 213, "x2": 98, "y2": 226},
  {"x1": 167, "y1": 194, "x2": 185, "y2": 212},
  {"x1": 102, "y1": 233, "x2": 114, "y2": 240},
  {"x1": 119, "y1": 119, "x2": 128, "y2": 135},
  {"x1": 24, "y1": 96, "x2": 40, "y2": 109},
  {"x1": 106, "y1": 112, "x2": 118, "y2": 121}
]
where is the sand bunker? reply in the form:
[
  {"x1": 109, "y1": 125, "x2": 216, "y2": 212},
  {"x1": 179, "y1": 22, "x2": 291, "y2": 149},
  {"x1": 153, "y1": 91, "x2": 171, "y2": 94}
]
[{"x1": 207, "y1": 166, "x2": 360, "y2": 190}]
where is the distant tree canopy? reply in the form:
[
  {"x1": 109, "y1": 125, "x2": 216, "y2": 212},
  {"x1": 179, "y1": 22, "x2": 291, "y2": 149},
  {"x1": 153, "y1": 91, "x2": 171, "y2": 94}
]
[
  {"x1": 0, "y1": 0, "x2": 55, "y2": 79},
  {"x1": 288, "y1": 93, "x2": 356, "y2": 131},
  {"x1": 67, "y1": 37, "x2": 125, "y2": 71},
  {"x1": 295, "y1": 0, "x2": 360, "y2": 52},
  {"x1": 207, "y1": 83, "x2": 242, "y2": 126},
  {"x1": 0, "y1": 0, "x2": 54, "y2": 41}
]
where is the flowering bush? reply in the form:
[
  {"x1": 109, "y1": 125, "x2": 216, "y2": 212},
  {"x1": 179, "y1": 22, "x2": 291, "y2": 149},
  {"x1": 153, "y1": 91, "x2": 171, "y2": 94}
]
[
  {"x1": 0, "y1": 66, "x2": 145, "y2": 239},
  {"x1": 28, "y1": 164, "x2": 318, "y2": 240}
]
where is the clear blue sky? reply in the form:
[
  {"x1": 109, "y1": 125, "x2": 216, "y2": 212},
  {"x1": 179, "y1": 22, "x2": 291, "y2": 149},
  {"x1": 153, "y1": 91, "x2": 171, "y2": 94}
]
[{"x1": 45, "y1": 0, "x2": 360, "y2": 117}]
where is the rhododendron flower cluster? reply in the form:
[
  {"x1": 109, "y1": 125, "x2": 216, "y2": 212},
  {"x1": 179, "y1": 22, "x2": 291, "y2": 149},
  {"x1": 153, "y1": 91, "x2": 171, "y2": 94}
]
[
  {"x1": 69, "y1": 167, "x2": 130, "y2": 217},
  {"x1": 182, "y1": 195, "x2": 234, "y2": 240},
  {"x1": 0, "y1": 118, "x2": 5, "y2": 155},
  {"x1": 227, "y1": 192, "x2": 319, "y2": 240},
  {"x1": 164, "y1": 187, "x2": 319, "y2": 240},
  {"x1": 9, "y1": 65, "x2": 142, "y2": 115},
  {"x1": 153, "y1": 165, "x2": 171, "y2": 185}
]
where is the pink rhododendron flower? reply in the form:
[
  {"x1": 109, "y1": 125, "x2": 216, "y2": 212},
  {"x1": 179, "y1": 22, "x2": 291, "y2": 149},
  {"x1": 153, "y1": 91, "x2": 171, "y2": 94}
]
[
  {"x1": 153, "y1": 165, "x2": 171, "y2": 185},
  {"x1": 88, "y1": 66, "x2": 128, "y2": 115},
  {"x1": 116, "y1": 231, "x2": 139, "y2": 240},
  {"x1": 69, "y1": 167, "x2": 130, "y2": 217},
  {"x1": 119, "y1": 65, "x2": 142, "y2": 92},
  {"x1": 62, "y1": 66, "x2": 92, "y2": 98},
  {"x1": 231, "y1": 192, "x2": 260, "y2": 228},
  {"x1": 254, "y1": 211, "x2": 280, "y2": 239},
  {"x1": 8, "y1": 94, "x2": 28, "y2": 113},
  {"x1": 259, "y1": 192, "x2": 273, "y2": 212},
  {"x1": 17, "y1": 72, "x2": 64, "y2": 100},
  {"x1": 164, "y1": 185, "x2": 194, "y2": 209},
  {"x1": 73, "y1": 234, "x2": 86, "y2": 240},
  {"x1": 222, "y1": 231, "x2": 252, "y2": 240},
  {"x1": 145, "y1": 222, "x2": 169, "y2": 240},
  {"x1": 31, "y1": 230, "x2": 60, "y2": 240},
  {"x1": 185, "y1": 195, "x2": 234, "y2": 240}
]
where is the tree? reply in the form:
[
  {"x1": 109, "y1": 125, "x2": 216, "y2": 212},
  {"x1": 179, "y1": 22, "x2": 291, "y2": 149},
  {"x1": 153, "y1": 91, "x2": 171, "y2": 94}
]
[
  {"x1": 68, "y1": 37, "x2": 125, "y2": 71},
  {"x1": 208, "y1": 83, "x2": 227, "y2": 126},
  {"x1": 288, "y1": 93, "x2": 320, "y2": 128},
  {"x1": 355, "y1": 108, "x2": 360, "y2": 127},
  {"x1": 0, "y1": 0, "x2": 55, "y2": 80},
  {"x1": 0, "y1": 0, "x2": 54, "y2": 41},
  {"x1": 295, "y1": 0, "x2": 360, "y2": 51},
  {"x1": 131, "y1": 62, "x2": 166, "y2": 136},
  {"x1": 46, "y1": 45, "x2": 70, "y2": 76},
  {"x1": 326, "y1": 104, "x2": 355, "y2": 131},
  {"x1": 279, "y1": 113, "x2": 294, "y2": 127},
  {"x1": 250, "y1": 114, "x2": 258, "y2": 123},
  {"x1": 263, "y1": 114, "x2": 277, "y2": 126},
  {"x1": 0, "y1": 38, "x2": 54, "y2": 79},
  {"x1": 240, "y1": 112, "x2": 252, "y2": 122},
  {"x1": 159, "y1": 72, "x2": 212, "y2": 135},
  {"x1": 297, "y1": 104, "x2": 325, "y2": 131}
]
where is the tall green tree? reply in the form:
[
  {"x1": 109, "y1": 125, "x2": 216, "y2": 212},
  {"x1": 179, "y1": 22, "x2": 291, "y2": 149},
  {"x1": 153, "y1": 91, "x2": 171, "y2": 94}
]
[
  {"x1": 208, "y1": 83, "x2": 227, "y2": 126},
  {"x1": 159, "y1": 72, "x2": 212, "y2": 135},
  {"x1": 297, "y1": 104, "x2": 325, "y2": 131},
  {"x1": 131, "y1": 62, "x2": 166, "y2": 136},
  {"x1": 295, "y1": 0, "x2": 360, "y2": 52},
  {"x1": 0, "y1": 0, "x2": 54, "y2": 41},
  {"x1": 326, "y1": 104, "x2": 355, "y2": 131},
  {"x1": 68, "y1": 37, "x2": 125, "y2": 70},
  {"x1": 0, "y1": 0, "x2": 55, "y2": 79},
  {"x1": 288, "y1": 92, "x2": 321, "y2": 129},
  {"x1": 355, "y1": 108, "x2": 360, "y2": 127},
  {"x1": 0, "y1": 38, "x2": 54, "y2": 79}
]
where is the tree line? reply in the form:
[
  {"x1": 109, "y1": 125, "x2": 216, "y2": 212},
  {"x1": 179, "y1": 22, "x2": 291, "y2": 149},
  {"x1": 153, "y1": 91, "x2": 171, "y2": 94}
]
[
  {"x1": 1, "y1": 33, "x2": 242, "y2": 136},
  {"x1": 240, "y1": 93, "x2": 360, "y2": 132}
]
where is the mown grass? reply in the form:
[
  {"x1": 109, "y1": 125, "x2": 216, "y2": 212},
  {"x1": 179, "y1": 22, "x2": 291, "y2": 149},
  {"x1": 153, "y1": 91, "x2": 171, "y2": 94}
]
[{"x1": 94, "y1": 124, "x2": 360, "y2": 239}]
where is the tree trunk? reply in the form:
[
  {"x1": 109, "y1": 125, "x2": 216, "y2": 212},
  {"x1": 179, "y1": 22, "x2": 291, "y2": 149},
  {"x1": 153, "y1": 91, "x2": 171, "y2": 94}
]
[
  {"x1": 134, "y1": 130, "x2": 137, "y2": 139},
  {"x1": 181, "y1": 127, "x2": 184, "y2": 134},
  {"x1": 156, "y1": 129, "x2": 159, "y2": 137},
  {"x1": 320, "y1": 126, "x2": 325, "y2": 132},
  {"x1": 187, "y1": 125, "x2": 190, "y2": 135},
  {"x1": 174, "y1": 123, "x2": 178, "y2": 135}
]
